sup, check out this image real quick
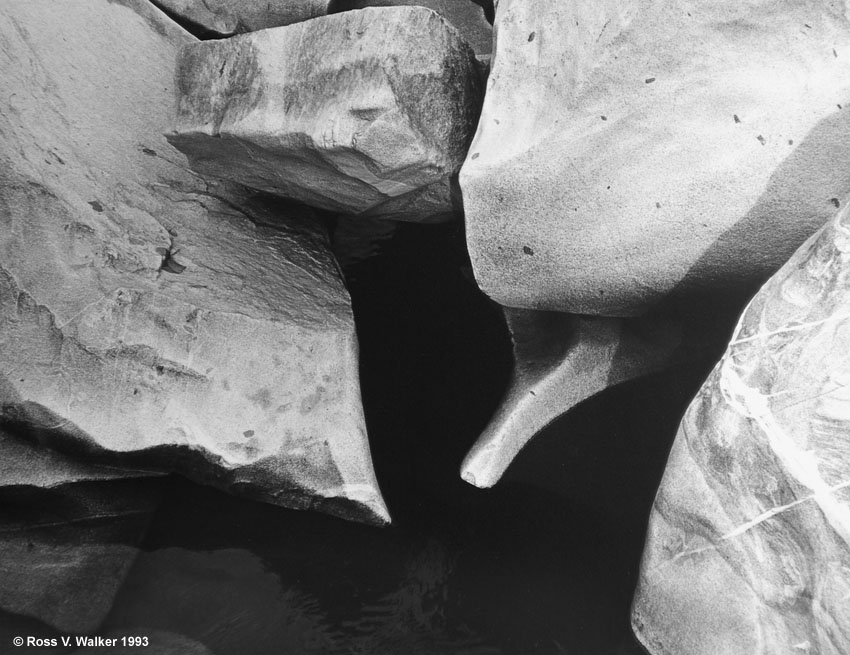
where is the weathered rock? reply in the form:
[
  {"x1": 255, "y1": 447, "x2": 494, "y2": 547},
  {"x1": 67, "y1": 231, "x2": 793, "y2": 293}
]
[
  {"x1": 328, "y1": 0, "x2": 493, "y2": 54},
  {"x1": 460, "y1": 309, "x2": 687, "y2": 488},
  {"x1": 459, "y1": 302, "x2": 744, "y2": 489},
  {"x1": 632, "y1": 202, "x2": 850, "y2": 653},
  {"x1": 461, "y1": 0, "x2": 850, "y2": 316},
  {"x1": 152, "y1": 0, "x2": 331, "y2": 37},
  {"x1": 0, "y1": 0, "x2": 388, "y2": 525},
  {"x1": 167, "y1": 7, "x2": 483, "y2": 222}
]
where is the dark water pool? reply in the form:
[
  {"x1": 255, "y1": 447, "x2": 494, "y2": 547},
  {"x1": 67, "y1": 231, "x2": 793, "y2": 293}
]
[{"x1": 0, "y1": 222, "x2": 721, "y2": 655}]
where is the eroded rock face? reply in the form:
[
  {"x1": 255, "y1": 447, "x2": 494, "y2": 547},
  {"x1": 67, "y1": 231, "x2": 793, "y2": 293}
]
[
  {"x1": 167, "y1": 7, "x2": 483, "y2": 222},
  {"x1": 328, "y1": 0, "x2": 492, "y2": 54},
  {"x1": 460, "y1": 309, "x2": 688, "y2": 488},
  {"x1": 0, "y1": 0, "x2": 388, "y2": 525},
  {"x1": 632, "y1": 202, "x2": 850, "y2": 653},
  {"x1": 461, "y1": 0, "x2": 850, "y2": 316},
  {"x1": 153, "y1": 0, "x2": 331, "y2": 36}
]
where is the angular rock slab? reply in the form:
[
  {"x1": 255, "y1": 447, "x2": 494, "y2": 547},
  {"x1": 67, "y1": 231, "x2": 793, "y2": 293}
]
[
  {"x1": 461, "y1": 0, "x2": 850, "y2": 316},
  {"x1": 153, "y1": 0, "x2": 331, "y2": 37},
  {"x1": 0, "y1": 0, "x2": 388, "y2": 525},
  {"x1": 167, "y1": 7, "x2": 483, "y2": 222},
  {"x1": 328, "y1": 0, "x2": 493, "y2": 54},
  {"x1": 632, "y1": 202, "x2": 850, "y2": 653}
]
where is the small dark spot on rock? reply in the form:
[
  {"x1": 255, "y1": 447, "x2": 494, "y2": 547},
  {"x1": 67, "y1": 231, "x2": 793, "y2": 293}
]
[
  {"x1": 88, "y1": 200, "x2": 104, "y2": 212},
  {"x1": 839, "y1": 104, "x2": 843, "y2": 110},
  {"x1": 133, "y1": 388, "x2": 139, "y2": 396},
  {"x1": 601, "y1": 115, "x2": 607, "y2": 121},
  {"x1": 656, "y1": 202, "x2": 661, "y2": 208},
  {"x1": 243, "y1": 429, "x2": 255, "y2": 438},
  {"x1": 734, "y1": 114, "x2": 741, "y2": 123},
  {"x1": 834, "y1": 48, "x2": 838, "y2": 58},
  {"x1": 788, "y1": 139, "x2": 794, "y2": 145},
  {"x1": 804, "y1": 23, "x2": 811, "y2": 29},
  {"x1": 645, "y1": 77, "x2": 656, "y2": 84},
  {"x1": 830, "y1": 198, "x2": 840, "y2": 208},
  {"x1": 528, "y1": 32, "x2": 536, "y2": 42},
  {"x1": 523, "y1": 245, "x2": 534, "y2": 255},
  {"x1": 155, "y1": 365, "x2": 165, "y2": 375},
  {"x1": 142, "y1": 147, "x2": 157, "y2": 157},
  {"x1": 471, "y1": 152, "x2": 479, "y2": 160},
  {"x1": 757, "y1": 135, "x2": 766, "y2": 145}
]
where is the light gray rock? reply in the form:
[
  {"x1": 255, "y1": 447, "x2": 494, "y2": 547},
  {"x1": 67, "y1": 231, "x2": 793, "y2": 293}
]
[
  {"x1": 0, "y1": 0, "x2": 388, "y2": 525},
  {"x1": 632, "y1": 201, "x2": 850, "y2": 653},
  {"x1": 328, "y1": 0, "x2": 492, "y2": 54},
  {"x1": 167, "y1": 7, "x2": 483, "y2": 222},
  {"x1": 461, "y1": 0, "x2": 850, "y2": 316},
  {"x1": 152, "y1": 0, "x2": 331, "y2": 36}
]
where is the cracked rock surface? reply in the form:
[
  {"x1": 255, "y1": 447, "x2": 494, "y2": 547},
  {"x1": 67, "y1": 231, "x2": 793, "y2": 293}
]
[
  {"x1": 167, "y1": 7, "x2": 483, "y2": 222},
  {"x1": 461, "y1": 0, "x2": 850, "y2": 316},
  {"x1": 632, "y1": 202, "x2": 850, "y2": 653},
  {"x1": 0, "y1": 0, "x2": 388, "y2": 525},
  {"x1": 152, "y1": 0, "x2": 331, "y2": 36},
  {"x1": 329, "y1": 0, "x2": 493, "y2": 55}
]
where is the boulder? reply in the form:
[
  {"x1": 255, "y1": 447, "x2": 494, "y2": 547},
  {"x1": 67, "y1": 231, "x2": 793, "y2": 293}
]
[
  {"x1": 328, "y1": 0, "x2": 493, "y2": 54},
  {"x1": 632, "y1": 201, "x2": 850, "y2": 653},
  {"x1": 0, "y1": 0, "x2": 388, "y2": 525},
  {"x1": 152, "y1": 0, "x2": 331, "y2": 37},
  {"x1": 167, "y1": 7, "x2": 483, "y2": 222},
  {"x1": 461, "y1": 0, "x2": 850, "y2": 316}
]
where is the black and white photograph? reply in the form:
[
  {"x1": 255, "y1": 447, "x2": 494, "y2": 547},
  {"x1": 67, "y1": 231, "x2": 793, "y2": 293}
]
[{"x1": 1, "y1": 1, "x2": 848, "y2": 653}]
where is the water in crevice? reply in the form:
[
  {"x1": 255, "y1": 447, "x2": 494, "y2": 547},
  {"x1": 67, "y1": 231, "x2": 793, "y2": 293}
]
[{"x1": 0, "y1": 221, "x2": 718, "y2": 654}]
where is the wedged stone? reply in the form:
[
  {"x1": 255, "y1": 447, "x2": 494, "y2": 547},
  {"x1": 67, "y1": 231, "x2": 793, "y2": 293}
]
[
  {"x1": 328, "y1": 0, "x2": 493, "y2": 54},
  {"x1": 461, "y1": 0, "x2": 850, "y2": 316},
  {"x1": 153, "y1": 0, "x2": 331, "y2": 37},
  {"x1": 0, "y1": 0, "x2": 388, "y2": 525},
  {"x1": 167, "y1": 7, "x2": 483, "y2": 222},
  {"x1": 632, "y1": 202, "x2": 850, "y2": 653},
  {"x1": 461, "y1": 309, "x2": 688, "y2": 488}
]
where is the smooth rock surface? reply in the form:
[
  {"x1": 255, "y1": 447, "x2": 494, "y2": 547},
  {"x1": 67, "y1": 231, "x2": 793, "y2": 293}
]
[
  {"x1": 168, "y1": 7, "x2": 483, "y2": 222},
  {"x1": 328, "y1": 0, "x2": 493, "y2": 54},
  {"x1": 0, "y1": 0, "x2": 388, "y2": 525},
  {"x1": 461, "y1": 308, "x2": 698, "y2": 488},
  {"x1": 633, "y1": 201, "x2": 850, "y2": 653},
  {"x1": 461, "y1": 0, "x2": 850, "y2": 316},
  {"x1": 153, "y1": 0, "x2": 331, "y2": 36}
]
